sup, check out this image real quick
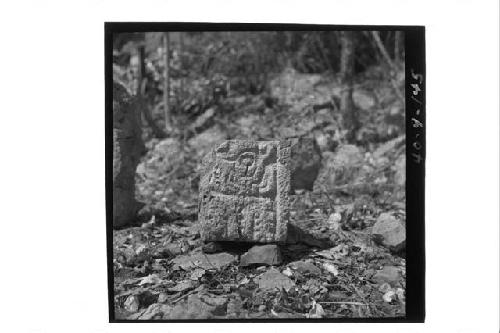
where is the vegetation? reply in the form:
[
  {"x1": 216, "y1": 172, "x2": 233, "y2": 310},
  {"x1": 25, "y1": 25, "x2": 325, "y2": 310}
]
[{"x1": 112, "y1": 30, "x2": 407, "y2": 319}]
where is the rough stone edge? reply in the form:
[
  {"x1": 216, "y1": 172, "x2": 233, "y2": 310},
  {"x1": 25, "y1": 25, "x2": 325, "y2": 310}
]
[{"x1": 275, "y1": 140, "x2": 291, "y2": 243}]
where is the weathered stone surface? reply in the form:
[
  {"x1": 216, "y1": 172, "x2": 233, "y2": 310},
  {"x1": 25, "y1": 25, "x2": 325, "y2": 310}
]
[
  {"x1": 372, "y1": 266, "x2": 401, "y2": 286},
  {"x1": 123, "y1": 295, "x2": 139, "y2": 313},
  {"x1": 289, "y1": 137, "x2": 321, "y2": 192},
  {"x1": 372, "y1": 213, "x2": 406, "y2": 252},
  {"x1": 171, "y1": 252, "x2": 237, "y2": 271},
  {"x1": 189, "y1": 125, "x2": 227, "y2": 159},
  {"x1": 199, "y1": 140, "x2": 291, "y2": 243},
  {"x1": 256, "y1": 268, "x2": 295, "y2": 291},
  {"x1": 135, "y1": 303, "x2": 173, "y2": 320},
  {"x1": 113, "y1": 82, "x2": 145, "y2": 228},
  {"x1": 240, "y1": 244, "x2": 282, "y2": 267},
  {"x1": 289, "y1": 260, "x2": 321, "y2": 276},
  {"x1": 166, "y1": 294, "x2": 228, "y2": 319}
]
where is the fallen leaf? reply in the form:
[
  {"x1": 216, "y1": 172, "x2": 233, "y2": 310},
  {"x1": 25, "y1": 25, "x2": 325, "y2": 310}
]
[
  {"x1": 138, "y1": 274, "x2": 161, "y2": 286},
  {"x1": 383, "y1": 290, "x2": 396, "y2": 303},
  {"x1": 323, "y1": 262, "x2": 339, "y2": 276},
  {"x1": 307, "y1": 301, "x2": 325, "y2": 318}
]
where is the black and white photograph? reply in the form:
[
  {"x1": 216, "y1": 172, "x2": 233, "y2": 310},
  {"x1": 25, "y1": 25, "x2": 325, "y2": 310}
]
[
  {"x1": 3, "y1": 0, "x2": 500, "y2": 332},
  {"x1": 107, "y1": 24, "x2": 425, "y2": 322}
]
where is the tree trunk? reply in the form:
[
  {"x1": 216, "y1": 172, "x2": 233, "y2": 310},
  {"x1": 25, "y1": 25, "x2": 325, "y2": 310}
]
[
  {"x1": 137, "y1": 46, "x2": 167, "y2": 138},
  {"x1": 163, "y1": 32, "x2": 171, "y2": 132},
  {"x1": 394, "y1": 31, "x2": 403, "y2": 63},
  {"x1": 179, "y1": 32, "x2": 185, "y2": 102},
  {"x1": 339, "y1": 31, "x2": 358, "y2": 143}
]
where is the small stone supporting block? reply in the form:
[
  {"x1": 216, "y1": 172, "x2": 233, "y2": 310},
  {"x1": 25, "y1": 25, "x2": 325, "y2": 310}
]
[{"x1": 198, "y1": 140, "x2": 291, "y2": 243}]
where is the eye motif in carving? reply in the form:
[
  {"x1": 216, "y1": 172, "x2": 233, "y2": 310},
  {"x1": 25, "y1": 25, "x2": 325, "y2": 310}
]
[{"x1": 236, "y1": 152, "x2": 256, "y2": 177}]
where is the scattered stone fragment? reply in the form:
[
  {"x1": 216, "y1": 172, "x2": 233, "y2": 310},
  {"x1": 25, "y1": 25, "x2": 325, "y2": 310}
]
[
  {"x1": 256, "y1": 268, "x2": 295, "y2": 291},
  {"x1": 226, "y1": 296, "x2": 244, "y2": 318},
  {"x1": 289, "y1": 261, "x2": 321, "y2": 276},
  {"x1": 282, "y1": 267, "x2": 293, "y2": 277},
  {"x1": 164, "y1": 243, "x2": 184, "y2": 256},
  {"x1": 199, "y1": 140, "x2": 291, "y2": 243},
  {"x1": 378, "y1": 283, "x2": 391, "y2": 293},
  {"x1": 372, "y1": 213, "x2": 406, "y2": 252},
  {"x1": 166, "y1": 294, "x2": 228, "y2": 319},
  {"x1": 307, "y1": 301, "x2": 326, "y2": 318},
  {"x1": 382, "y1": 290, "x2": 397, "y2": 303},
  {"x1": 202, "y1": 242, "x2": 222, "y2": 254},
  {"x1": 171, "y1": 252, "x2": 237, "y2": 271},
  {"x1": 328, "y1": 212, "x2": 342, "y2": 231},
  {"x1": 322, "y1": 262, "x2": 339, "y2": 276},
  {"x1": 138, "y1": 138, "x2": 182, "y2": 180},
  {"x1": 188, "y1": 125, "x2": 227, "y2": 159},
  {"x1": 157, "y1": 292, "x2": 168, "y2": 303},
  {"x1": 137, "y1": 303, "x2": 173, "y2": 320},
  {"x1": 372, "y1": 266, "x2": 401, "y2": 286},
  {"x1": 396, "y1": 288, "x2": 405, "y2": 302},
  {"x1": 190, "y1": 268, "x2": 206, "y2": 281},
  {"x1": 138, "y1": 274, "x2": 161, "y2": 286},
  {"x1": 124, "y1": 295, "x2": 139, "y2": 313},
  {"x1": 240, "y1": 244, "x2": 282, "y2": 267},
  {"x1": 316, "y1": 145, "x2": 364, "y2": 189}
]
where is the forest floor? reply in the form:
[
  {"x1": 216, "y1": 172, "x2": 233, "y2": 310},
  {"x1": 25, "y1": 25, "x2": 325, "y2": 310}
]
[{"x1": 112, "y1": 66, "x2": 407, "y2": 320}]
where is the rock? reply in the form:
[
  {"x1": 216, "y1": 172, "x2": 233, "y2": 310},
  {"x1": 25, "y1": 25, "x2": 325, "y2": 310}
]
[
  {"x1": 202, "y1": 242, "x2": 222, "y2": 254},
  {"x1": 322, "y1": 262, "x2": 339, "y2": 276},
  {"x1": 226, "y1": 296, "x2": 243, "y2": 317},
  {"x1": 190, "y1": 268, "x2": 206, "y2": 280},
  {"x1": 289, "y1": 261, "x2": 321, "y2": 276},
  {"x1": 256, "y1": 268, "x2": 295, "y2": 291},
  {"x1": 166, "y1": 294, "x2": 228, "y2": 319},
  {"x1": 372, "y1": 213, "x2": 406, "y2": 252},
  {"x1": 240, "y1": 244, "x2": 282, "y2": 267},
  {"x1": 142, "y1": 137, "x2": 182, "y2": 172},
  {"x1": 171, "y1": 252, "x2": 237, "y2": 271},
  {"x1": 269, "y1": 68, "x2": 322, "y2": 105},
  {"x1": 353, "y1": 90, "x2": 376, "y2": 110},
  {"x1": 328, "y1": 212, "x2": 342, "y2": 231},
  {"x1": 372, "y1": 266, "x2": 401, "y2": 286},
  {"x1": 137, "y1": 303, "x2": 173, "y2": 320},
  {"x1": 188, "y1": 125, "x2": 227, "y2": 160},
  {"x1": 307, "y1": 301, "x2": 326, "y2": 318},
  {"x1": 289, "y1": 137, "x2": 322, "y2": 192},
  {"x1": 113, "y1": 81, "x2": 145, "y2": 228},
  {"x1": 123, "y1": 295, "x2": 139, "y2": 313},
  {"x1": 164, "y1": 243, "x2": 184, "y2": 256},
  {"x1": 199, "y1": 140, "x2": 291, "y2": 243},
  {"x1": 382, "y1": 290, "x2": 397, "y2": 303},
  {"x1": 315, "y1": 144, "x2": 364, "y2": 189},
  {"x1": 157, "y1": 293, "x2": 168, "y2": 303},
  {"x1": 285, "y1": 223, "x2": 331, "y2": 248}
]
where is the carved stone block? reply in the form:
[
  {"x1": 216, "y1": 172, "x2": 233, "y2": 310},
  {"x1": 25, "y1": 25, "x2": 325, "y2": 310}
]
[{"x1": 198, "y1": 140, "x2": 291, "y2": 243}]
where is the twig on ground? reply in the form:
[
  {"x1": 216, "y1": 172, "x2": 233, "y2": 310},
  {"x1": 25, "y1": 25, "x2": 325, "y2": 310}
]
[{"x1": 319, "y1": 301, "x2": 368, "y2": 306}]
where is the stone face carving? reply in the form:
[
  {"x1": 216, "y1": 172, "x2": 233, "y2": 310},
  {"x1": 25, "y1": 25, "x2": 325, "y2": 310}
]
[
  {"x1": 113, "y1": 82, "x2": 145, "y2": 228},
  {"x1": 199, "y1": 140, "x2": 291, "y2": 243}
]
